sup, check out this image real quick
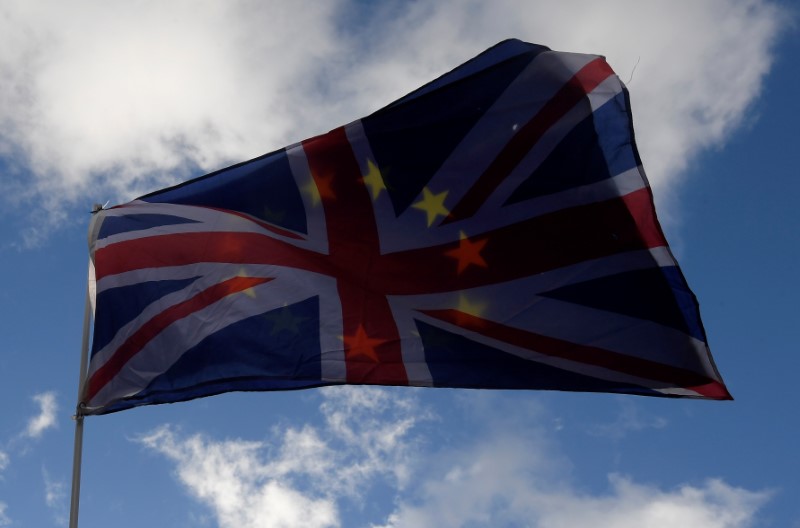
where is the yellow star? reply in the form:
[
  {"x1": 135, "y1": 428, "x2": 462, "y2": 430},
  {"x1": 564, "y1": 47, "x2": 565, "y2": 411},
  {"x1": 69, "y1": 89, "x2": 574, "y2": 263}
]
[
  {"x1": 412, "y1": 187, "x2": 449, "y2": 227},
  {"x1": 236, "y1": 268, "x2": 258, "y2": 299},
  {"x1": 264, "y1": 306, "x2": 307, "y2": 336},
  {"x1": 302, "y1": 173, "x2": 335, "y2": 206},
  {"x1": 457, "y1": 293, "x2": 486, "y2": 319},
  {"x1": 302, "y1": 179, "x2": 321, "y2": 206},
  {"x1": 361, "y1": 159, "x2": 386, "y2": 200},
  {"x1": 445, "y1": 231, "x2": 488, "y2": 274},
  {"x1": 262, "y1": 206, "x2": 286, "y2": 224},
  {"x1": 455, "y1": 293, "x2": 486, "y2": 329}
]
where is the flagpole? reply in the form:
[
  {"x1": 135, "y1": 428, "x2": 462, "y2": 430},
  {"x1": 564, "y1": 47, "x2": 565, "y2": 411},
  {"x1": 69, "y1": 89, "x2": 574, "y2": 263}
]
[
  {"x1": 68, "y1": 279, "x2": 92, "y2": 528},
  {"x1": 69, "y1": 204, "x2": 103, "y2": 528}
]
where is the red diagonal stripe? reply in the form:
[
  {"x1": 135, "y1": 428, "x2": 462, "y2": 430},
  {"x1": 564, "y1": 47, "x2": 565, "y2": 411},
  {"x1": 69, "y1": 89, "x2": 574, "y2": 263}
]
[
  {"x1": 370, "y1": 187, "x2": 666, "y2": 294},
  {"x1": 444, "y1": 57, "x2": 615, "y2": 224},
  {"x1": 420, "y1": 308, "x2": 727, "y2": 397},
  {"x1": 687, "y1": 381, "x2": 733, "y2": 400},
  {"x1": 94, "y1": 231, "x2": 328, "y2": 280},
  {"x1": 86, "y1": 276, "x2": 273, "y2": 402}
]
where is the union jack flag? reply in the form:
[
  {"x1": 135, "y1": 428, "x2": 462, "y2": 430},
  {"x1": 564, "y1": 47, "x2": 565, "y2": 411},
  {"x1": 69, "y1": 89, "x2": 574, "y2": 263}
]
[{"x1": 83, "y1": 39, "x2": 730, "y2": 415}]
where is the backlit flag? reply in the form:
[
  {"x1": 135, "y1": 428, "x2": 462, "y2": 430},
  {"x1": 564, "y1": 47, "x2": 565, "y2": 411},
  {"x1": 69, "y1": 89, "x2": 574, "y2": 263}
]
[{"x1": 83, "y1": 39, "x2": 730, "y2": 415}]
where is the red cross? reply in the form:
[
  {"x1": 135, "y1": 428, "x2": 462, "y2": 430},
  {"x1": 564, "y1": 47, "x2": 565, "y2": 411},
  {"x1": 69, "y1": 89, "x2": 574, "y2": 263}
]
[
  {"x1": 301, "y1": 128, "x2": 407, "y2": 384},
  {"x1": 91, "y1": 59, "x2": 726, "y2": 402}
]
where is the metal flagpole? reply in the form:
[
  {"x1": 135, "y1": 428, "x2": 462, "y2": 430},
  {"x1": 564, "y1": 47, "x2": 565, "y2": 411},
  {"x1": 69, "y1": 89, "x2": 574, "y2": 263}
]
[
  {"x1": 68, "y1": 282, "x2": 92, "y2": 528},
  {"x1": 69, "y1": 204, "x2": 104, "y2": 528}
]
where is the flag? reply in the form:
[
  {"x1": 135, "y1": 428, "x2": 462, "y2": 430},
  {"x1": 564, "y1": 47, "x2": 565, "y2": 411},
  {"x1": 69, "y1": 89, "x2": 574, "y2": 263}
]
[{"x1": 83, "y1": 39, "x2": 730, "y2": 415}]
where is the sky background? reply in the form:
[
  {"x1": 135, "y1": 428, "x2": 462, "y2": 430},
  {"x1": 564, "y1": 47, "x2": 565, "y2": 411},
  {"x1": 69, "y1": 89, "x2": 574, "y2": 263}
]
[{"x1": 0, "y1": 0, "x2": 798, "y2": 526}]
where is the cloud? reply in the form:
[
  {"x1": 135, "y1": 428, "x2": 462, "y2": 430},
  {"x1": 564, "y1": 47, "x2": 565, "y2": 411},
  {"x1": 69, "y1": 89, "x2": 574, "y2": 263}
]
[
  {"x1": 587, "y1": 398, "x2": 668, "y2": 441},
  {"x1": 140, "y1": 390, "x2": 770, "y2": 528},
  {"x1": 140, "y1": 427, "x2": 338, "y2": 528},
  {"x1": 24, "y1": 391, "x2": 58, "y2": 439},
  {"x1": 0, "y1": 0, "x2": 786, "y2": 245},
  {"x1": 0, "y1": 394, "x2": 62, "y2": 527},
  {"x1": 138, "y1": 386, "x2": 427, "y2": 528},
  {"x1": 0, "y1": 503, "x2": 9, "y2": 527},
  {"x1": 0, "y1": 454, "x2": 11, "y2": 526},
  {"x1": 376, "y1": 438, "x2": 768, "y2": 528},
  {"x1": 373, "y1": 392, "x2": 770, "y2": 528},
  {"x1": 42, "y1": 467, "x2": 68, "y2": 526},
  {"x1": 540, "y1": 477, "x2": 769, "y2": 528}
]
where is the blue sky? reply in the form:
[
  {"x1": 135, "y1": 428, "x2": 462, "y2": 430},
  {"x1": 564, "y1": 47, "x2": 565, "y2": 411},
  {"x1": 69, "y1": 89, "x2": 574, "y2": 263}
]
[{"x1": 0, "y1": 1, "x2": 798, "y2": 526}]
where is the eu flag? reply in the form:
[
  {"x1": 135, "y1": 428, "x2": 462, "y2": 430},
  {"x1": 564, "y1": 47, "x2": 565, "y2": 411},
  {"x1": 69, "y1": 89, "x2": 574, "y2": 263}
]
[{"x1": 83, "y1": 39, "x2": 730, "y2": 415}]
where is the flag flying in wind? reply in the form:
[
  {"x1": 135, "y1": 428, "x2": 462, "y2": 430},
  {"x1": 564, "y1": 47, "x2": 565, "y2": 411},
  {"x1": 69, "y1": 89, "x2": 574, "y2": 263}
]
[{"x1": 83, "y1": 39, "x2": 730, "y2": 415}]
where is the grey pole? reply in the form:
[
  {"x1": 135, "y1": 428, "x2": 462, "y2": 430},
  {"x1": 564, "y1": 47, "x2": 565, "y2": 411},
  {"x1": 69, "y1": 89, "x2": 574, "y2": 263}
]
[
  {"x1": 68, "y1": 282, "x2": 92, "y2": 528},
  {"x1": 69, "y1": 205, "x2": 104, "y2": 528}
]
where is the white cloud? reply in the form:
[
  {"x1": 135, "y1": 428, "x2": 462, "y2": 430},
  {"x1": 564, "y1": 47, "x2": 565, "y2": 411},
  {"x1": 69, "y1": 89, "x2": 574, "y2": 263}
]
[
  {"x1": 375, "y1": 433, "x2": 769, "y2": 528},
  {"x1": 140, "y1": 390, "x2": 770, "y2": 528},
  {"x1": 0, "y1": 503, "x2": 9, "y2": 527},
  {"x1": 42, "y1": 467, "x2": 68, "y2": 526},
  {"x1": 0, "y1": 454, "x2": 11, "y2": 526},
  {"x1": 587, "y1": 398, "x2": 668, "y2": 440},
  {"x1": 317, "y1": 386, "x2": 426, "y2": 494},
  {"x1": 138, "y1": 386, "x2": 426, "y2": 528},
  {"x1": 536, "y1": 476, "x2": 768, "y2": 528},
  {"x1": 24, "y1": 391, "x2": 58, "y2": 439},
  {"x1": 0, "y1": 0, "x2": 785, "y2": 244},
  {"x1": 369, "y1": 392, "x2": 769, "y2": 528},
  {"x1": 0, "y1": 450, "x2": 10, "y2": 525},
  {"x1": 141, "y1": 427, "x2": 338, "y2": 528}
]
